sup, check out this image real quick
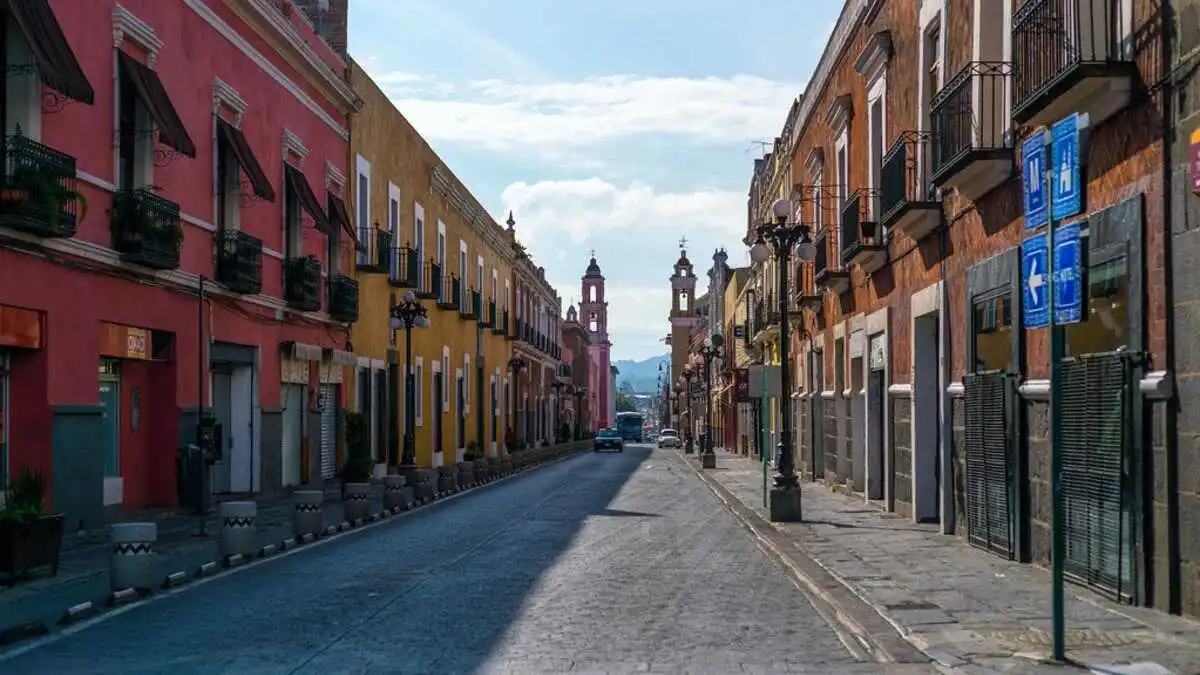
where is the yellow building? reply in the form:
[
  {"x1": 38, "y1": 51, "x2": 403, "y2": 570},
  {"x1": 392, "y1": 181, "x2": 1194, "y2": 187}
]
[{"x1": 347, "y1": 59, "x2": 515, "y2": 471}]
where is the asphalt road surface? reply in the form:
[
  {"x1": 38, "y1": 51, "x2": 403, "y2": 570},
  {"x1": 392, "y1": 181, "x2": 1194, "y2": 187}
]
[{"x1": 0, "y1": 446, "x2": 935, "y2": 674}]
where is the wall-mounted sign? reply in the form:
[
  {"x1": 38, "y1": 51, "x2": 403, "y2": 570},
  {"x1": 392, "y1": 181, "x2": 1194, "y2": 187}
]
[
  {"x1": 1191, "y1": 127, "x2": 1200, "y2": 195},
  {"x1": 0, "y1": 304, "x2": 42, "y2": 350},
  {"x1": 868, "y1": 334, "x2": 886, "y2": 371},
  {"x1": 99, "y1": 322, "x2": 152, "y2": 360}
]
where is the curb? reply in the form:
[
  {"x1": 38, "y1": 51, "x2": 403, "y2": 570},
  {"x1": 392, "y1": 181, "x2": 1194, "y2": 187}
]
[
  {"x1": 0, "y1": 444, "x2": 591, "y2": 655},
  {"x1": 672, "y1": 449, "x2": 931, "y2": 667}
]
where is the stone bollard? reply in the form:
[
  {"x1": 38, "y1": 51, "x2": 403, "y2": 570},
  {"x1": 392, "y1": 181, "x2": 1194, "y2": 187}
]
[
  {"x1": 382, "y1": 475, "x2": 407, "y2": 511},
  {"x1": 457, "y1": 460, "x2": 475, "y2": 489},
  {"x1": 414, "y1": 469, "x2": 436, "y2": 501},
  {"x1": 343, "y1": 483, "x2": 371, "y2": 522},
  {"x1": 436, "y1": 466, "x2": 457, "y2": 494},
  {"x1": 474, "y1": 460, "x2": 488, "y2": 485},
  {"x1": 109, "y1": 522, "x2": 157, "y2": 591},
  {"x1": 293, "y1": 490, "x2": 324, "y2": 537},
  {"x1": 220, "y1": 501, "x2": 258, "y2": 558},
  {"x1": 500, "y1": 457, "x2": 513, "y2": 474}
]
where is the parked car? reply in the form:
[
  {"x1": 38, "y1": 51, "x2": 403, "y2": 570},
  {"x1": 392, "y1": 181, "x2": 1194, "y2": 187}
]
[
  {"x1": 593, "y1": 428, "x2": 624, "y2": 452},
  {"x1": 657, "y1": 429, "x2": 681, "y2": 449}
]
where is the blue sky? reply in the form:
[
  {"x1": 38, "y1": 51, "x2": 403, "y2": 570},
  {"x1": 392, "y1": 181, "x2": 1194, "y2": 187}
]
[{"x1": 348, "y1": 0, "x2": 842, "y2": 360}]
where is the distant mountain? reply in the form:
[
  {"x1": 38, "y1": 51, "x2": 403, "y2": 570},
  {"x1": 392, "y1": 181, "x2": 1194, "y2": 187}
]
[{"x1": 614, "y1": 353, "x2": 670, "y2": 393}]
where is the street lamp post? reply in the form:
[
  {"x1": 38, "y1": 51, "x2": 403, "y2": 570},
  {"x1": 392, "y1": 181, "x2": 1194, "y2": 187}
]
[
  {"x1": 389, "y1": 291, "x2": 430, "y2": 471},
  {"x1": 550, "y1": 380, "x2": 565, "y2": 442},
  {"x1": 749, "y1": 196, "x2": 816, "y2": 522},
  {"x1": 680, "y1": 366, "x2": 696, "y2": 454},
  {"x1": 696, "y1": 334, "x2": 724, "y2": 468},
  {"x1": 507, "y1": 356, "x2": 527, "y2": 450}
]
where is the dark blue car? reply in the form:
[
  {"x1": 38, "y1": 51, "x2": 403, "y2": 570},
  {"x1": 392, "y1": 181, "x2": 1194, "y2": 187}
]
[{"x1": 593, "y1": 428, "x2": 624, "y2": 452}]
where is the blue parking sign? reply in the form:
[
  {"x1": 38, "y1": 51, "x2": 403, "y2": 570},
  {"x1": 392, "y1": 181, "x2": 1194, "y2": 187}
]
[
  {"x1": 1052, "y1": 113, "x2": 1082, "y2": 221},
  {"x1": 1053, "y1": 221, "x2": 1083, "y2": 324},
  {"x1": 1022, "y1": 129, "x2": 1048, "y2": 230}
]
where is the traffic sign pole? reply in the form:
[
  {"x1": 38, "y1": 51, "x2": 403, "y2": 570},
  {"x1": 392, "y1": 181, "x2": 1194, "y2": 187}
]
[{"x1": 1045, "y1": 139, "x2": 1067, "y2": 662}]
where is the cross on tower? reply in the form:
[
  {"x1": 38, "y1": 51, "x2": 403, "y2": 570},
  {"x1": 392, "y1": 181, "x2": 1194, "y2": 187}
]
[
  {"x1": 589, "y1": 249, "x2": 595, "y2": 258},
  {"x1": 678, "y1": 236, "x2": 688, "y2": 250}
]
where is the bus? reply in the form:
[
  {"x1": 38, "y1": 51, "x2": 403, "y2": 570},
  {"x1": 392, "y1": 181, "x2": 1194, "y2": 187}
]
[{"x1": 614, "y1": 412, "x2": 644, "y2": 442}]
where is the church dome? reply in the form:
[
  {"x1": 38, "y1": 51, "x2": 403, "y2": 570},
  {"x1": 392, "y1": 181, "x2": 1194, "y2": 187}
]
[{"x1": 585, "y1": 256, "x2": 603, "y2": 277}]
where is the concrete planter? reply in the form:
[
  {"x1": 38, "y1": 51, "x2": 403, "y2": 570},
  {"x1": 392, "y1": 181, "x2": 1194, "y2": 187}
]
[
  {"x1": 436, "y1": 466, "x2": 458, "y2": 494},
  {"x1": 219, "y1": 501, "x2": 258, "y2": 558},
  {"x1": 109, "y1": 522, "x2": 157, "y2": 591},
  {"x1": 343, "y1": 483, "x2": 371, "y2": 522},
  {"x1": 457, "y1": 460, "x2": 475, "y2": 488},
  {"x1": 413, "y1": 469, "x2": 436, "y2": 501},
  {"x1": 292, "y1": 490, "x2": 324, "y2": 537},
  {"x1": 473, "y1": 462, "x2": 489, "y2": 484},
  {"x1": 382, "y1": 475, "x2": 408, "y2": 511}
]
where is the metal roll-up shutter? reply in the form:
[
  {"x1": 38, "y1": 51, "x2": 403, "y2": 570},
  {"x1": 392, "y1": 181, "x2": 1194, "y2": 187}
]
[
  {"x1": 963, "y1": 371, "x2": 1015, "y2": 559},
  {"x1": 1060, "y1": 352, "x2": 1134, "y2": 600},
  {"x1": 319, "y1": 385, "x2": 337, "y2": 480}
]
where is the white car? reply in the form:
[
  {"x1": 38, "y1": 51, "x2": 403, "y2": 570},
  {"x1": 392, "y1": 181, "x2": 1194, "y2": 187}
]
[{"x1": 657, "y1": 429, "x2": 681, "y2": 449}]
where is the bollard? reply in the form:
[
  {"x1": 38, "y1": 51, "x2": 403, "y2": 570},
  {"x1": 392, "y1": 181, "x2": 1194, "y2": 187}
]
[
  {"x1": 109, "y1": 522, "x2": 158, "y2": 591},
  {"x1": 457, "y1": 460, "x2": 475, "y2": 489},
  {"x1": 292, "y1": 490, "x2": 324, "y2": 538},
  {"x1": 343, "y1": 483, "x2": 371, "y2": 522},
  {"x1": 382, "y1": 475, "x2": 406, "y2": 511},
  {"x1": 219, "y1": 501, "x2": 258, "y2": 558}
]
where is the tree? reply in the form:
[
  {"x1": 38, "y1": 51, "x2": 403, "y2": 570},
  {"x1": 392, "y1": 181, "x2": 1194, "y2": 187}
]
[{"x1": 615, "y1": 393, "x2": 636, "y2": 412}]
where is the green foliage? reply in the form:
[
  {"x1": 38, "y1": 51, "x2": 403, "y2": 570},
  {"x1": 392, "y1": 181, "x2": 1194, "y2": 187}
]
[
  {"x1": 464, "y1": 440, "x2": 479, "y2": 462},
  {"x1": 615, "y1": 393, "x2": 637, "y2": 412},
  {"x1": 0, "y1": 467, "x2": 48, "y2": 523},
  {"x1": 109, "y1": 186, "x2": 184, "y2": 251},
  {"x1": 341, "y1": 411, "x2": 373, "y2": 483}
]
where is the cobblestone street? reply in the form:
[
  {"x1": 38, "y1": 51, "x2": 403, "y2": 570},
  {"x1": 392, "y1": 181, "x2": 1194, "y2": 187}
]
[{"x1": 0, "y1": 447, "x2": 935, "y2": 674}]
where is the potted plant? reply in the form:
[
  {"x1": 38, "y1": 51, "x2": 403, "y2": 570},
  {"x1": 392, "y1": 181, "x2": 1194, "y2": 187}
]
[
  {"x1": 109, "y1": 186, "x2": 183, "y2": 255},
  {"x1": 0, "y1": 467, "x2": 64, "y2": 583},
  {"x1": 1, "y1": 165, "x2": 89, "y2": 236},
  {"x1": 340, "y1": 411, "x2": 373, "y2": 522}
]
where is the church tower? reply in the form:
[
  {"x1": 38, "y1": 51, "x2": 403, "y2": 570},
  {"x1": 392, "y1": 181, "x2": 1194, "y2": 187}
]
[
  {"x1": 669, "y1": 240, "x2": 697, "y2": 390},
  {"x1": 579, "y1": 253, "x2": 613, "y2": 428}
]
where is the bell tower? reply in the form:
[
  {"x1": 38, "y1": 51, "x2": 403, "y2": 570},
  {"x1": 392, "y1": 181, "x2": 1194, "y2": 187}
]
[
  {"x1": 580, "y1": 252, "x2": 612, "y2": 427},
  {"x1": 669, "y1": 239, "x2": 697, "y2": 387}
]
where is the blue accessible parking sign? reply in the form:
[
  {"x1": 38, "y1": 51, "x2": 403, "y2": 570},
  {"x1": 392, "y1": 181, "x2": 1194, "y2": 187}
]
[
  {"x1": 1051, "y1": 113, "x2": 1082, "y2": 221},
  {"x1": 1022, "y1": 232, "x2": 1050, "y2": 330},
  {"x1": 1053, "y1": 222, "x2": 1083, "y2": 325}
]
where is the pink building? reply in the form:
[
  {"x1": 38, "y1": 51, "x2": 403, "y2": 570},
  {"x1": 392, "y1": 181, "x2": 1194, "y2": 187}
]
[{"x1": 0, "y1": 0, "x2": 360, "y2": 528}]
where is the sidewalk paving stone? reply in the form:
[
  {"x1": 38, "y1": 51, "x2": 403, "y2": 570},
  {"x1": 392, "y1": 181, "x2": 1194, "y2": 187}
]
[{"x1": 691, "y1": 450, "x2": 1200, "y2": 675}]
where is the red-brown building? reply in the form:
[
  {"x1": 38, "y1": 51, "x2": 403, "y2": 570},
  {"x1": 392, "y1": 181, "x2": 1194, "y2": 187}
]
[{"x1": 0, "y1": 0, "x2": 360, "y2": 529}]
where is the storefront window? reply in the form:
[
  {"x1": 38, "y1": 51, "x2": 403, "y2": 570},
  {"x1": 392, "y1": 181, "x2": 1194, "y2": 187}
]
[
  {"x1": 1, "y1": 350, "x2": 9, "y2": 487},
  {"x1": 1065, "y1": 258, "x2": 1127, "y2": 357},
  {"x1": 973, "y1": 293, "x2": 1013, "y2": 373}
]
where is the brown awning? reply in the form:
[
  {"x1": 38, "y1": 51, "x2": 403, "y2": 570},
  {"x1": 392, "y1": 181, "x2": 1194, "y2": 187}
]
[
  {"x1": 326, "y1": 193, "x2": 357, "y2": 243},
  {"x1": 7, "y1": 0, "x2": 94, "y2": 105},
  {"x1": 284, "y1": 164, "x2": 331, "y2": 233},
  {"x1": 217, "y1": 119, "x2": 275, "y2": 201},
  {"x1": 118, "y1": 51, "x2": 195, "y2": 158}
]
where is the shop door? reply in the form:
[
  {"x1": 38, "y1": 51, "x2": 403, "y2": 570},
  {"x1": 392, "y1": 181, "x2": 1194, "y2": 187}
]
[
  {"x1": 456, "y1": 374, "x2": 465, "y2": 451},
  {"x1": 99, "y1": 378, "x2": 121, "y2": 479},
  {"x1": 318, "y1": 385, "x2": 337, "y2": 480},
  {"x1": 867, "y1": 368, "x2": 885, "y2": 500},
  {"x1": 963, "y1": 371, "x2": 1017, "y2": 559},
  {"x1": 374, "y1": 369, "x2": 387, "y2": 464},
  {"x1": 281, "y1": 384, "x2": 304, "y2": 487},
  {"x1": 433, "y1": 371, "x2": 444, "y2": 455},
  {"x1": 210, "y1": 367, "x2": 233, "y2": 494}
]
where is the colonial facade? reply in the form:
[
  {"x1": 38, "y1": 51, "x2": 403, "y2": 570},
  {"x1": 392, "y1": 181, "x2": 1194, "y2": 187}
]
[
  {"x1": 511, "y1": 225, "x2": 564, "y2": 445},
  {"x1": 738, "y1": 0, "x2": 1191, "y2": 619},
  {"x1": 346, "y1": 59, "x2": 515, "y2": 471},
  {"x1": 0, "y1": 0, "x2": 359, "y2": 528}
]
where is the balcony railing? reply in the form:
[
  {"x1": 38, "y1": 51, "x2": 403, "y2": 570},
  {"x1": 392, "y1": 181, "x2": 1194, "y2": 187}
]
[
  {"x1": 328, "y1": 273, "x2": 359, "y2": 322},
  {"x1": 387, "y1": 243, "x2": 419, "y2": 287},
  {"x1": 1011, "y1": 0, "x2": 1137, "y2": 128},
  {"x1": 496, "y1": 309, "x2": 509, "y2": 336},
  {"x1": 418, "y1": 260, "x2": 439, "y2": 299},
  {"x1": 111, "y1": 188, "x2": 183, "y2": 270},
  {"x1": 284, "y1": 255, "x2": 321, "y2": 312},
  {"x1": 215, "y1": 229, "x2": 263, "y2": 295},
  {"x1": 0, "y1": 133, "x2": 80, "y2": 238},
  {"x1": 814, "y1": 233, "x2": 850, "y2": 294},
  {"x1": 880, "y1": 131, "x2": 942, "y2": 241},
  {"x1": 459, "y1": 289, "x2": 480, "y2": 319},
  {"x1": 841, "y1": 188, "x2": 888, "y2": 274},
  {"x1": 931, "y1": 61, "x2": 1014, "y2": 199},
  {"x1": 483, "y1": 299, "x2": 496, "y2": 327},
  {"x1": 356, "y1": 227, "x2": 390, "y2": 274},
  {"x1": 437, "y1": 273, "x2": 460, "y2": 310},
  {"x1": 502, "y1": 310, "x2": 513, "y2": 339}
]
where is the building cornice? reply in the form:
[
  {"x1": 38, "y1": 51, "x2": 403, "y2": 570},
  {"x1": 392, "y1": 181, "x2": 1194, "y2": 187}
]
[
  {"x1": 429, "y1": 166, "x2": 514, "y2": 264},
  {"x1": 785, "y1": 0, "x2": 867, "y2": 157}
]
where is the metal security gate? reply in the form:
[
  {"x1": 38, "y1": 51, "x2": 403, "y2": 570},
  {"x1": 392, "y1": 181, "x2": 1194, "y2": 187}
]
[
  {"x1": 963, "y1": 371, "x2": 1017, "y2": 558},
  {"x1": 318, "y1": 385, "x2": 337, "y2": 480},
  {"x1": 1060, "y1": 351, "x2": 1134, "y2": 600}
]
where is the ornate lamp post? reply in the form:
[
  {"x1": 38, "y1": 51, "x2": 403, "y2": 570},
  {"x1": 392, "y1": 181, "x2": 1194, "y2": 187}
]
[
  {"x1": 571, "y1": 384, "x2": 588, "y2": 440},
  {"x1": 696, "y1": 334, "x2": 724, "y2": 468},
  {"x1": 389, "y1": 291, "x2": 430, "y2": 469},
  {"x1": 507, "y1": 356, "x2": 527, "y2": 450},
  {"x1": 672, "y1": 384, "x2": 682, "y2": 431},
  {"x1": 680, "y1": 365, "x2": 696, "y2": 454},
  {"x1": 749, "y1": 196, "x2": 816, "y2": 522}
]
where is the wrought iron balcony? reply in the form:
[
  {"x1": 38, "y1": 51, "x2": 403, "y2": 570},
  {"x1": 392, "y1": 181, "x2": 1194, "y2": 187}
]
[
  {"x1": 840, "y1": 188, "x2": 888, "y2": 275},
  {"x1": 493, "y1": 308, "x2": 508, "y2": 335},
  {"x1": 814, "y1": 233, "x2": 850, "y2": 294},
  {"x1": 482, "y1": 299, "x2": 496, "y2": 327},
  {"x1": 215, "y1": 229, "x2": 263, "y2": 295},
  {"x1": 328, "y1": 274, "x2": 359, "y2": 323},
  {"x1": 437, "y1": 273, "x2": 459, "y2": 310},
  {"x1": 0, "y1": 133, "x2": 81, "y2": 238},
  {"x1": 111, "y1": 188, "x2": 183, "y2": 270},
  {"x1": 418, "y1": 260, "x2": 439, "y2": 299},
  {"x1": 931, "y1": 62, "x2": 1014, "y2": 200},
  {"x1": 356, "y1": 227, "x2": 390, "y2": 274},
  {"x1": 387, "y1": 243, "x2": 419, "y2": 287},
  {"x1": 459, "y1": 289, "x2": 479, "y2": 320},
  {"x1": 502, "y1": 310, "x2": 514, "y2": 339},
  {"x1": 1012, "y1": 0, "x2": 1137, "y2": 129},
  {"x1": 881, "y1": 132, "x2": 941, "y2": 242},
  {"x1": 284, "y1": 255, "x2": 321, "y2": 312}
]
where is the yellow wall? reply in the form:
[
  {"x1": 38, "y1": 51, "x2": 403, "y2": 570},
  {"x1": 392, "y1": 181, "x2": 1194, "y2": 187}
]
[{"x1": 348, "y1": 59, "x2": 514, "y2": 468}]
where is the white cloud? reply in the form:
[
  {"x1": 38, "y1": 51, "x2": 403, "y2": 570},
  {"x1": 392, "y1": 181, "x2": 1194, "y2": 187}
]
[
  {"x1": 367, "y1": 71, "x2": 802, "y2": 152},
  {"x1": 500, "y1": 178, "x2": 745, "y2": 245}
]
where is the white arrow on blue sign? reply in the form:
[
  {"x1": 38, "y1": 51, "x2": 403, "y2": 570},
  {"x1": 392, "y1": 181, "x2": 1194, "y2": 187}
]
[
  {"x1": 1053, "y1": 221, "x2": 1083, "y2": 325},
  {"x1": 1022, "y1": 128, "x2": 1049, "y2": 231},
  {"x1": 1022, "y1": 232, "x2": 1050, "y2": 330},
  {"x1": 1051, "y1": 113, "x2": 1082, "y2": 221}
]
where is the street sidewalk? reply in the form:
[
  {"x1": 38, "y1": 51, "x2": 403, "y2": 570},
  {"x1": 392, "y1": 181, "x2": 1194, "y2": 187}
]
[{"x1": 683, "y1": 449, "x2": 1200, "y2": 675}]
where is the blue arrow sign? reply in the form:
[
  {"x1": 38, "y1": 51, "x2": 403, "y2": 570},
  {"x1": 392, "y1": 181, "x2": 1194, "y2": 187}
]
[
  {"x1": 1053, "y1": 221, "x2": 1083, "y2": 325},
  {"x1": 1022, "y1": 232, "x2": 1050, "y2": 329},
  {"x1": 1051, "y1": 113, "x2": 1082, "y2": 221},
  {"x1": 1022, "y1": 128, "x2": 1049, "y2": 231}
]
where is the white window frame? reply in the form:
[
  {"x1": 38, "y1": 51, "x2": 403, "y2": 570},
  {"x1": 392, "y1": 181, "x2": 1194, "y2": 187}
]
[
  {"x1": 458, "y1": 240, "x2": 467, "y2": 285},
  {"x1": 866, "y1": 74, "x2": 887, "y2": 220},
  {"x1": 812, "y1": 170, "x2": 824, "y2": 234},
  {"x1": 834, "y1": 129, "x2": 849, "y2": 263},
  {"x1": 436, "y1": 221, "x2": 446, "y2": 269},
  {"x1": 463, "y1": 353, "x2": 471, "y2": 415},
  {"x1": 430, "y1": 357, "x2": 440, "y2": 424},
  {"x1": 415, "y1": 357, "x2": 424, "y2": 427},
  {"x1": 214, "y1": 125, "x2": 240, "y2": 232},
  {"x1": 505, "y1": 280, "x2": 511, "y2": 312},
  {"x1": 441, "y1": 346, "x2": 450, "y2": 411},
  {"x1": 476, "y1": 255, "x2": 484, "y2": 293},
  {"x1": 414, "y1": 203, "x2": 426, "y2": 264},
  {"x1": 491, "y1": 269, "x2": 498, "y2": 303},
  {"x1": 355, "y1": 154, "x2": 370, "y2": 265}
]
